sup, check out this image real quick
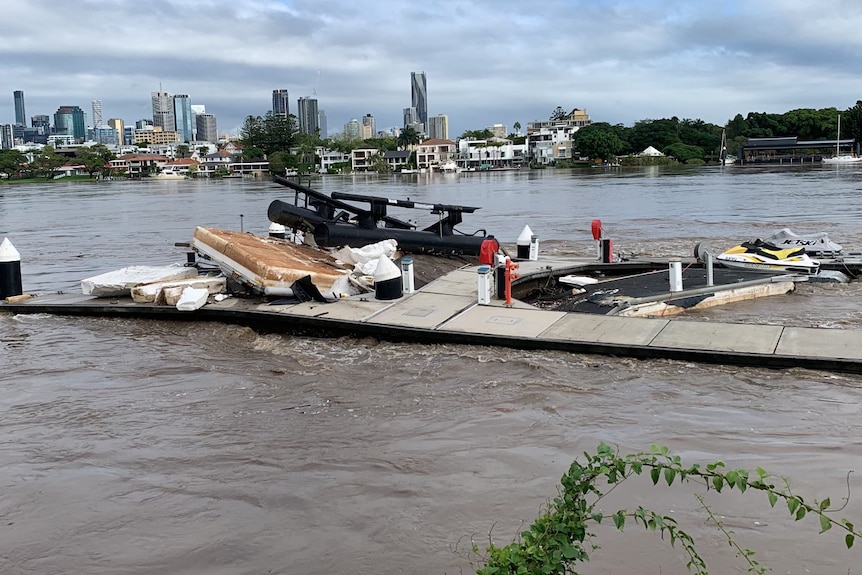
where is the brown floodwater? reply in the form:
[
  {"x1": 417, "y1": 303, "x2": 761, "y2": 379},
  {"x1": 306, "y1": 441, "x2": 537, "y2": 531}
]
[{"x1": 2, "y1": 167, "x2": 862, "y2": 573}]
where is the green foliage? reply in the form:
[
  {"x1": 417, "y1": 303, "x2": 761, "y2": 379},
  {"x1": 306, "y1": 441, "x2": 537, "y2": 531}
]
[
  {"x1": 472, "y1": 443, "x2": 860, "y2": 575},
  {"x1": 460, "y1": 128, "x2": 494, "y2": 140},
  {"x1": 75, "y1": 144, "x2": 115, "y2": 178},
  {"x1": 397, "y1": 125, "x2": 422, "y2": 149},
  {"x1": 31, "y1": 146, "x2": 66, "y2": 179},
  {"x1": 0, "y1": 149, "x2": 27, "y2": 178},
  {"x1": 664, "y1": 142, "x2": 706, "y2": 163},
  {"x1": 573, "y1": 124, "x2": 625, "y2": 162},
  {"x1": 240, "y1": 111, "x2": 299, "y2": 156}
]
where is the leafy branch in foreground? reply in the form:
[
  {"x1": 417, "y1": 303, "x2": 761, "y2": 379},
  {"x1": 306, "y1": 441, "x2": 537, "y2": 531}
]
[{"x1": 471, "y1": 443, "x2": 859, "y2": 575}]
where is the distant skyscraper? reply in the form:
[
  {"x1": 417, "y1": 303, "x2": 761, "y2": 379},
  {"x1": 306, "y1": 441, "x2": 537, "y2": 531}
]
[
  {"x1": 411, "y1": 71, "x2": 427, "y2": 128},
  {"x1": 13, "y1": 91, "x2": 25, "y2": 126},
  {"x1": 297, "y1": 97, "x2": 319, "y2": 136},
  {"x1": 403, "y1": 107, "x2": 419, "y2": 127},
  {"x1": 91, "y1": 99, "x2": 103, "y2": 128},
  {"x1": 196, "y1": 113, "x2": 218, "y2": 143},
  {"x1": 53, "y1": 105, "x2": 86, "y2": 141},
  {"x1": 190, "y1": 104, "x2": 206, "y2": 139},
  {"x1": 318, "y1": 109, "x2": 327, "y2": 138},
  {"x1": 343, "y1": 118, "x2": 360, "y2": 139},
  {"x1": 272, "y1": 89, "x2": 290, "y2": 116},
  {"x1": 428, "y1": 114, "x2": 449, "y2": 140},
  {"x1": 173, "y1": 94, "x2": 193, "y2": 142},
  {"x1": 361, "y1": 113, "x2": 376, "y2": 139},
  {"x1": 135, "y1": 118, "x2": 153, "y2": 129},
  {"x1": 0, "y1": 124, "x2": 13, "y2": 149},
  {"x1": 108, "y1": 118, "x2": 124, "y2": 145},
  {"x1": 151, "y1": 91, "x2": 175, "y2": 132},
  {"x1": 31, "y1": 114, "x2": 50, "y2": 133}
]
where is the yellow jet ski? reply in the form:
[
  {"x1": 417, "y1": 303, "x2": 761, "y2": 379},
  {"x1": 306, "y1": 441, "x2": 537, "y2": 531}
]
[{"x1": 716, "y1": 239, "x2": 820, "y2": 275}]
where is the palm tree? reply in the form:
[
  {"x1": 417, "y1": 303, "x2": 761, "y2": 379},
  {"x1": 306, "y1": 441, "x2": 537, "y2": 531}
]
[
  {"x1": 397, "y1": 125, "x2": 421, "y2": 150},
  {"x1": 513, "y1": 121, "x2": 521, "y2": 135}
]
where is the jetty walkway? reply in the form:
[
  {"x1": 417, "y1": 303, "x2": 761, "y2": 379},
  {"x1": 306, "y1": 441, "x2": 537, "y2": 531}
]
[{"x1": 3, "y1": 255, "x2": 862, "y2": 375}]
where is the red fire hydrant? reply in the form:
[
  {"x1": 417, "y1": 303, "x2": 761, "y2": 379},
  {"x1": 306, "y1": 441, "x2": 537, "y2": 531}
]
[{"x1": 504, "y1": 257, "x2": 519, "y2": 307}]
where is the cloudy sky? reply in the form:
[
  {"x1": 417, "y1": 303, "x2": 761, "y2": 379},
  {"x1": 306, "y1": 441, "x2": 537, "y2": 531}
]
[{"x1": 3, "y1": 0, "x2": 862, "y2": 138}]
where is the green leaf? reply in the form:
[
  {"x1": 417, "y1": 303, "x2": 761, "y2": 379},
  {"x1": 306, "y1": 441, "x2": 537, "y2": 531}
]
[
  {"x1": 664, "y1": 467, "x2": 676, "y2": 486},
  {"x1": 591, "y1": 512, "x2": 603, "y2": 524},
  {"x1": 788, "y1": 498, "x2": 800, "y2": 515},
  {"x1": 767, "y1": 492, "x2": 778, "y2": 507},
  {"x1": 846, "y1": 534, "x2": 855, "y2": 549},
  {"x1": 820, "y1": 514, "x2": 832, "y2": 533},
  {"x1": 726, "y1": 470, "x2": 738, "y2": 486},
  {"x1": 561, "y1": 544, "x2": 579, "y2": 559},
  {"x1": 712, "y1": 475, "x2": 723, "y2": 492},
  {"x1": 631, "y1": 461, "x2": 643, "y2": 474},
  {"x1": 650, "y1": 467, "x2": 660, "y2": 485},
  {"x1": 795, "y1": 506, "x2": 806, "y2": 521},
  {"x1": 819, "y1": 497, "x2": 831, "y2": 511},
  {"x1": 613, "y1": 511, "x2": 625, "y2": 531}
]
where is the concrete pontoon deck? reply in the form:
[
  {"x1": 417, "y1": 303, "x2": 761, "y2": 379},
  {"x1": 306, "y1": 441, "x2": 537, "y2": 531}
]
[{"x1": 3, "y1": 255, "x2": 862, "y2": 374}]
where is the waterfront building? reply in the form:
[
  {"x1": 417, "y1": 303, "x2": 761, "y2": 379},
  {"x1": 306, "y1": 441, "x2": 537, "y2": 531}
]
[
  {"x1": 53, "y1": 105, "x2": 86, "y2": 142},
  {"x1": 92, "y1": 100, "x2": 103, "y2": 128},
  {"x1": 297, "y1": 97, "x2": 319, "y2": 136},
  {"x1": 428, "y1": 114, "x2": 449, "y2": 140},
  {"x1": 13, "y1": 91, "x2": 26, "y2": 126},
  {"x1": 272, "y1": 89, "x2": 289, "y2": 116},
  {"x1": 108, "y1": 118, "x2": 124, "y2": 145},
  {"x1": 410, "y1": 71, "x2": 427, "y2": 128},
  {"x1": 151, "y1": 91, "x2": 175, "y2": 133},
  {"x1": 415, "y1": 138, "x2": 456, "y2": 169},
  {"x1": 457, "y1": 137, "x2": 527, "y2": 169},
  {"x1": 526, "y1": 108, "x2": 591, "y2": 165},
  {"x1": 195, "y1": 113, "x2": 218, "y2": 143}
]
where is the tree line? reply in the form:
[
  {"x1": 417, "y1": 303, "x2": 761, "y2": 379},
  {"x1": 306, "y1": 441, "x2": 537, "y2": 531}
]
[{"x1": 571, "y1": 101, "x2": 862, "y2": 163}]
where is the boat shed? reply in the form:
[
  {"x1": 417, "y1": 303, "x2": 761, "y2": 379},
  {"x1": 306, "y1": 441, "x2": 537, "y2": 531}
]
[{"x1": 739, "y1": 136, "x2": 856, "y2": 165}]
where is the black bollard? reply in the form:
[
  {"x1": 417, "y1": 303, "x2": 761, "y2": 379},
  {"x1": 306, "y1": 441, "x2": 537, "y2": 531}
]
[{"x1": 0, "y1": 238, "x2": 23, "y2": 299}]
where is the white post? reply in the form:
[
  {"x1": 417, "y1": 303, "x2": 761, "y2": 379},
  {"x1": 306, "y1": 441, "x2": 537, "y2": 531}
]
[
  {"x1": 669, "y1": 258, "x2": 683, "y2": 292},
  {"x1": 529, "y1": 234, "x2": 539, "y2": 261},
  {"x1": 477, "y1": 265, "x2": 492, "y2": 305},
  {"x1": 401, "y1": 257, "x2": 415, "y2": 294}
]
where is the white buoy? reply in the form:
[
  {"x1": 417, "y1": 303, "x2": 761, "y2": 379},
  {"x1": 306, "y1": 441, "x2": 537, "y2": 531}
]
[
  {"x1": 516, "y1": 225, "x2": 533, "y2": 259},
  {"x1": 0, "y1": 237, "x2": 23, "y2": 299},
  {"x1": 268, "y1": 222, "x2": 286, "y2": 238},
  {"x1": 374, "y1": 254, "x2": 402, "y2": 300}
]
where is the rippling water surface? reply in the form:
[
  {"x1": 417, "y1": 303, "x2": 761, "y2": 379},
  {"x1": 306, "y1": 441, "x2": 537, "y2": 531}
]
[{"x1": 2, "y1": 166, "x2": 862, "y2": 574}]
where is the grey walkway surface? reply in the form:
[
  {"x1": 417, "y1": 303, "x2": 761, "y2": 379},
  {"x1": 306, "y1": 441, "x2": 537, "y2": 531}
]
[{"x1": 4, "y1": 261, "x2": 862, "y2": 374}]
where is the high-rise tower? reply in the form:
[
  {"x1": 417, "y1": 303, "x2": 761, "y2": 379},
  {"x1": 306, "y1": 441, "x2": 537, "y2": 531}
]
[
  {"x1": 173, "y1": 94, "x2": 193, "y2": 142},
  {"x1": 13, "y1": 91, "x2": 26, "y2": 126},
  {"x1": 297, "y1": 97, "x2": 319, "y2": 136},
  {"x1": 272, "y1": 89, "x2": 290, "y2": 116},
  {"x1": 91, "y1": 99, "x2": 103, "y2": 128},
  {"x1": 151, "y1": 91, "x2": 175, "y2": 132},
  {"x1": 410, "y1": 72, "x2": 427, "y2": 129}
]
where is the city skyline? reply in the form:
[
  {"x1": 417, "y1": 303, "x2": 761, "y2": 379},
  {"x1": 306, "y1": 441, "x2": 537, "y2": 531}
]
[{"x1": 3, "y1": 0, "x2": 862, "y2": 138}]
